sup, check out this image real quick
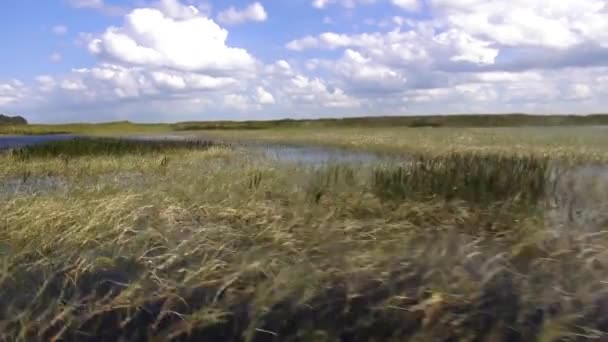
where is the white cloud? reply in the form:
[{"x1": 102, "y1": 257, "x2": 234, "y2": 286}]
[
  {"x1": 223, "y1": 94, "x2": 256, "y2": 111},
  {"x1": 154, "y1": 0, "x2": 201, "y2": 19},
  {"x1": 0, "y1": 80, "x2": 27, "y2": 107},
  {"x1": 391, "y1": 0, "x2": 419, "y2": 11},
  {"x1": 569, "y1": 84, "x2": 593, "y2": 100},
  {"x1": 285, "y1": 75, "x2": 360, "y2": 108},
  {"x1": 52, "y1": 25, "x2": 68, "y2": 35},
  {"x1": 61, "y1": 79, "x2": 87, "y2": 91},
  {"x1": 287, "y1": 30, "x2": 431, "y2": 66},
  {"x1": 217, "y1": 2, "x2": 267, "y2": 25},
  {"x1": 36, "y1": 75, "x2": 57, "y2": 93},
  {"x1": 6, "y1": 0, "x2": 608, "y2": 122},
  {"x1": 434, "y1": 29, "x2": 498, "y2": 65},
  {"x1": 334, "y1": 49, "x2": 407, "y2": 91},
  {"x1": 430, "y1": 0, "x2": 608, "y2": 49},
  {"x1": 256, "y1": 87, "x2": 276, "y2": 104},
  {"x1": 88, "y1": 6, "x2": 255, "y2": 73}
]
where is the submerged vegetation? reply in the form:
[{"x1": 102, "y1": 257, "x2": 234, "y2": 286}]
[{"x1": 0, "y1": 133, "x2": 608, "y2": 340}]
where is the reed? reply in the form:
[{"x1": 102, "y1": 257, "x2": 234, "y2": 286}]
[{"x1": 372, "y1": 153, "x2": 549, "y2": 203}]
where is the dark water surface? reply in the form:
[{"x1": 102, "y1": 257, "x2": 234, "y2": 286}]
[{"x1": 0, "y1": 135, "x2": 79, "y2": 150}]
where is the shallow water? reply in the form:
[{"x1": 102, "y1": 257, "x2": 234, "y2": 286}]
[
  {"x1": 245, "y1": 143, "x2": 389, "y2": 165},
  {"x1": 546, "y1": 164, "x2": 608, "y2": 231},
  {"x1": 123, "y1": 134, "x2": 390, "y2": 165},
  {"x1": 0, "y1": 135, "x2": 79, "y2": 150}
]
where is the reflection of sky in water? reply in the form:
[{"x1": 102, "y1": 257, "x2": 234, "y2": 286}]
[{"x1": 246, "y1": 144, "x2": 388, "y2": 165}]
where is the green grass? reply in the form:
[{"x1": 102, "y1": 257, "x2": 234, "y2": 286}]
[
  {"x1": 0, "y1": 121, "x2": 172, "y2": 136},
  {"x1": 372, "y1": 153, "x2": 549, "y2": 204},
  {"x1": 1, "y1": 137, "x2": 608, "y2": 340}
]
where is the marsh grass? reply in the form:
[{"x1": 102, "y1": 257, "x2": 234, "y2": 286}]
[
  {"x1": 1, "y1": 142, "x2": 608, "y2": 340},
  {"x1": 199, "y1": 126, "x2": 608, "y2": 161},
  {"x1": 372, "y1": 153, "x2": 549, "y2": 204},
  {"x1": 8, "y1": 137, "x2": 220, "y2": 160}
]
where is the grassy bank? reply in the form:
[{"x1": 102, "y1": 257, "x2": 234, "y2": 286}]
[
  {"x1": 0, "y1": 122, "x2": 171, "y2": 136},
  {"x1": 1, "y1": 139, "x2": 608, "y2": 340}
]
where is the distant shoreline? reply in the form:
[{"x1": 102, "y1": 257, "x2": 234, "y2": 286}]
[{"x1": 2, "y1": 114, "x2": 608, "y2": 136}]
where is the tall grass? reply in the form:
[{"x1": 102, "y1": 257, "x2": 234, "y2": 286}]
[
  {"x1": 372, "y1": 153, "x2": 549, "y2": 203},
  {"x1": 8, "y1": 137, "x2": 220, "y2": 160},
  {"x1": 1, "y1": 139, "x2": 607, "y2": 340}
]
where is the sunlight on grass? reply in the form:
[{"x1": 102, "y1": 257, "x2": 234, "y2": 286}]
[{"x1": 1, "y1": 133, "x2": 607, "y2": 340}]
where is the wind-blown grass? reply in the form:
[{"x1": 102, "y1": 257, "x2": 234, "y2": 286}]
[
  {"x1": 1, "y1": 140, "x2": 608, "y2": 340},
  {"x1": 372, "y1": 153, "x2": 549, "y2": 204}
]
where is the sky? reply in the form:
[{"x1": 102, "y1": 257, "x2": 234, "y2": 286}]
[{"x1": 1, "y1": 0, "x2": 608, "y2": 123}]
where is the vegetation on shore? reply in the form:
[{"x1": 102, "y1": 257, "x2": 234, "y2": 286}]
[
  {"x1": 173, "y1": 113, "x2": 608, "y2": 130},
  {"x1": 1, "y1": 137, "x2": 607, "y2": 340},
  {"x1": 2, "y1": 113, "x2": 608, "y2": 136},
  {"x1": 0, "y1": 114, "x2": 27, "y2": 126}
]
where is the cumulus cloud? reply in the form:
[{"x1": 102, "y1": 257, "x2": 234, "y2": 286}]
[
  {"x1": 0, "y1": 80, "x2": 27, "y2": 107},
  {"x1": 217, "y1": 2, "x2": 267, "y2": 25},
  {"x1": 284, "y1": 75, "x2": 360, "y2": 108},
  {"x1": 391, "y1": 0, "x2": 419, "y2": 11},
  {"x1": 430, "y1": 0, "x2": 608, "y2": 49},
  {"x1": 256, "y1": 87, "x2": 276, "y2": 104},
  {"x1": 5, "y1": 0, "x2": 608, "y2": 122},
  {"x1": 87, "y1": 6, "x2": 255, "y2": 73}
]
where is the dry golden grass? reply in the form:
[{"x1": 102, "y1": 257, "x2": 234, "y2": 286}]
[
  {"x1": 198, "y1": 126, "x2": 608, "y2": 161},
  {"x1": 1, "y1": 142, "x2": 608, "y2": 340}
]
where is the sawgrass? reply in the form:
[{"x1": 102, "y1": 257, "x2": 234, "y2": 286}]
[
  {"x1": 198, "y1": 126, "x2": 608, "y2": 161},
  {"x1": 1, "y1": 140, "x2": 608, "y2": 340},
  {"x1": 9, "y1": 137, "x2": 218, "y2": 160}
]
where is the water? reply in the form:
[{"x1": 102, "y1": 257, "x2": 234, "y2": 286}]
[
  {"x1": 546, "y1": 164, "x2": 608, "y2": 231},
  {"x1": 0, "y1": 135, "x2": 79, "y2": 150},
  {"x1": 124, "y1": 134, "x2": 389, "y2": 165},
  {"x1": 244, "y1": 143, "x2": 389, "y2": 165}
]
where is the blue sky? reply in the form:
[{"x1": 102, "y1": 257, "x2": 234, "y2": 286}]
[{"x1": 1, "y1": 0, "x2": 608, "y2": 123}]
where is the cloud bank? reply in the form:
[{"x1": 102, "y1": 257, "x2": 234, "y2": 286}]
[{"x1": 1, "y1": 0, "x2": 607, "y2": 122}]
